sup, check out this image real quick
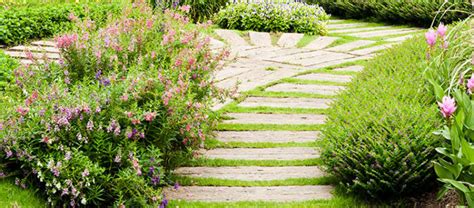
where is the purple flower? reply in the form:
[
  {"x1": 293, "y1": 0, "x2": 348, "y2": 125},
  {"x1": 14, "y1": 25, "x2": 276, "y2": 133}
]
[
  {"x1": 437, "y1": 23, "x2": 447, "y2": 38},
  {"x1": 82, "y1": 169, "x2": 90, "y2": 177},
  {"x1": 151, "y1": 176, "x2": 160, "y2": 186},
  {"x1": 438, "y1": 96, "x2": 456, "y2": 119},
  {"x1": 65, "y1": 151, "x2": 72, "y2": 160},
  {"x1": 101, "y1": 78, "x2": 111, "y2": 86},
  {"x1": 149, "y1": 166, "x2": 155, "y2": 174},
  {"x1": 174, "y1": 182, "x2": 180, "y2": 190},
  {"x1": 87, "y1": 120, "x2": 94, "y2": 131},
  {"x1": 114, "y1": 154, "x2": 122, "y2": 163},
  {"x1": 61, "y1": 188, "x2": 69, "y2": 196},
  {"x1": 0, "y1": 172, "x2": 5, "y2": 177},
  {"x1": 425, "y1": 29, "x2": 437, "y2": 47},
  {"x1": 466, "y1": 74, "x2": 474, "y2": 94},
  {"x1": 6, "y1": 150, "x2": 12, "y2": 158},
  {"x1": 95, "y1": 70, "x2": 102, "y2": 80},
  {"x1": 159, "y1": 197, "x2": 168, "y2": 208}
]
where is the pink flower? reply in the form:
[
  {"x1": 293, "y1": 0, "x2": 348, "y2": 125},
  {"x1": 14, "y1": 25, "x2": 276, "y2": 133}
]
[
  {"x1": 68, "y1": 13, "x2": 78, "y2": 21},
  {"x1": 146, "y1": 19, "x2": 154, "y2": 29},
  {"x1": 56, "y1": 34, "x2": 78, "y2": 49},
  {"x1": 425, "y1": 29, "x2": 437, "y2": 47},
  {"x1": 467, "y1": 74, "x2": 474, "y2": 94},
  {"x1": 144, "y1": 112, "x2": 157, "y2": 122},
  {"x1": 438, "y1": 96, "x2": 456, "y2": 118},
  {"x1": 180, "y1": 5, "x2": 191, "y2": 13},
  {"x1": 437, "y1": 23, "x2": 447, "y2": 38},
  {"x1": 16, "y1": 106, "x2": 29, "y2": 116}
]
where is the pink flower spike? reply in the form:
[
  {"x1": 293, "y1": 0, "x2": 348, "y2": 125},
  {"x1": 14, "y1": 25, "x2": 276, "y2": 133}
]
[
  {"x1": 425, "y1": 29, "x2": 437, "y2": 47},
  {"x1": 437, "y1": 23, "x2": 447, "y2": 38},
  {"x1": 180, "y1": 5, "x2": 191, "y2": 13},
  {"x1": 467, "y1": 74, "x2": 474, "y2": 94},
  {"x1": 438, "y1": 96, "x2": 457, "y2": 118}
]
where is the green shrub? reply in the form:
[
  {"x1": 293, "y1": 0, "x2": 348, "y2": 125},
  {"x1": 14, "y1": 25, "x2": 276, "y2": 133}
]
[
  {"x1": 0, "y1": 3, "x2": 122, "y2": 46},
  {"x1": 151, "y1": 0, "x2": 228, "y2": 23},
  {"x1": 215, "y1": 2, "x2": 329, "y2": 35},
  {"x1": 0, "y1": 50, "x2": 18, "y2": 89},
  {"x1": 0, "y1": 2, "x2": 227, "y2": 206},
  {"x1": 308, "y1": 0, "x2": 471, "y2": 27},
  {"x1": 321, "y1": 36, "x2": 443, "y2": 199}
]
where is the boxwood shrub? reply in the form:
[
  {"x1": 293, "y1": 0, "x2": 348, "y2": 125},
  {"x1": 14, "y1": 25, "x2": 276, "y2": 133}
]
[
  {"x1": 151, "y1": 0, "x2": 228, "y2": 23},
  {"x1": 215, "y1": 2, "x2": 329, "y2": 35},
  {"x1": 321, "y1": 36, "x2": 444, "y2": 199},
  {"x1": 0, "y1": 3, "x2": 121, "y2": 46},
  {"x1": 308, "y1": 0, "x2": 471, "y2": 27}
]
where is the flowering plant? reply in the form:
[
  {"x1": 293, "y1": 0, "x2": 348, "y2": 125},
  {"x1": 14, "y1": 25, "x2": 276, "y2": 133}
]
[
  {"x1": 0, "y1": 1, "x2": 227, "y2": 206},
  {"x1": 426, "y1": 18, "x2": 474, "y2": 206}
]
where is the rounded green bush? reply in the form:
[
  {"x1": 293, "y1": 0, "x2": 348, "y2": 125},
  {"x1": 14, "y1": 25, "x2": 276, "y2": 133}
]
[{"x1": 322, "y1": 36, "x2": 443, "y2": 199}]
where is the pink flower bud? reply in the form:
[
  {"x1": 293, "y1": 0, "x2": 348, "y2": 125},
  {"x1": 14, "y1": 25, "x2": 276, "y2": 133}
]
[
  {"x1": 438, "y1": 96, "x2": 456, "y2": 118},
  {"x1": 425, "y1": 29, "x2": 437, "y2": 47},
  {"x1": 467, "y1": 74, "x2": 474, "y2": 94},
  {"x1": 437, "y1": 23, "x2": 447, "y2": 38}
]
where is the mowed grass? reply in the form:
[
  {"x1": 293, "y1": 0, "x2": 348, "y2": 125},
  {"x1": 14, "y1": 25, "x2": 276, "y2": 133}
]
[{"x1": 0, "y1": 179, "x2": 46, "y2": 208}]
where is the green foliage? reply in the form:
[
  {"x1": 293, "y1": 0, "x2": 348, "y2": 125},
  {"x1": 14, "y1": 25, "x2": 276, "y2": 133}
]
[
  {"x1": 321, "y1": 36, "x2": 443, "y2": 199},
  {"x1": 151, "y1": 0, "x2": 228, "y2": 23},
  {"x1": 0, "y1": 2, "x2": 227, "y2": 206},
  {"x1": 0, "y1": 3, "x2": 121, "y2": 45},
  {"x1": 426, "y1": 19, "x2": 473, "y2": 207},
  {"x1": 0, "y1": 51, "x2": 18, "y2": 90},
  {"x1": 215, "y1": 3, "x2": 330, "y2": 35},
  {"x1": 308, "y1": 0, "x2": 471, "y2": 27}
]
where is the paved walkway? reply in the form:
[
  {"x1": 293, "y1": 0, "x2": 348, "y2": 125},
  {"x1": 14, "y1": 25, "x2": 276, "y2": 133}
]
[{"x1": 1, "y1": 19, "x2": 421, "y2": 204}]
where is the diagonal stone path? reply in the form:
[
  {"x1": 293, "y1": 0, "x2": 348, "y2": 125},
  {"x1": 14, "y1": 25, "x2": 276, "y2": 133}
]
[{"x1": 0, "y1": 18, "x2": 421, "y2": 205}]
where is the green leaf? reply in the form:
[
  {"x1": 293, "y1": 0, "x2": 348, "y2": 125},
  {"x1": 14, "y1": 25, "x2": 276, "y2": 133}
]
[{"x1": 439, "y1": 179, "x2": 469, "y2": 193}]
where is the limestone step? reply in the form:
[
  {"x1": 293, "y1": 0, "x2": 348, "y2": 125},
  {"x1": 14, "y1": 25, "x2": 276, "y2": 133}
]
[
  {"x1": 266, "y1": 83, "x2": 344, "y2": 96},
  {"x1": 164, "y1": 185, "x2": 334, "y2": 202},
  {"x1": 295, "y1": 73, "x2": 353, "y2": 83},
  {"x1": 333, "y1": 65, "x2": 364, "y2": 72},
  {"x1": 277, "y1": 33, "x2": 304, "y2": 48},
  {"x1": 304, "y1": 36, "x2": 339, "y2": 50},
  {"x1": 4, "y1": 51, "x2": 60, "y2": 60},
  {"x1": 249, "y1": 31, "x2": 272, "y2": 47},
  {"x1": 349, "y1": 43, "x2": 395, "y2": 55},
  {"x1": 216, "y1": 130, "x2": 321, "y2": 143},
  {"x1": 331, "y1": 26, "x2": 393, "y2": 34},
  {"x1": 237, "y1": 97, "x2": 332, "y2": 109},
  {"x1": 31, "y1": 40, "x2": 56, "y2": 47},
  {"x1": 199, "y1": 147, "x2": 319, "y2": 160},
  {"x1": 325, "y1": 40, "x2": 376, "y2": 52},
  {"x1": 327, "y1": 23, "x2": 367, "y2": 29},
  {"x1": 9, "y1": 45, "x2": 60, "y2": 53},
  {"x1": 174, "y1": 166, "x2": 326, "y2": 181},
  {"x1": 215, "y1": 29, "x2": 249, "y2": 47},
  {"x1": 223, "y1": 113, "x2": 326, "y2": 125},
  {"x1": 348, "y1": 28, "x2": 418, "y2": 38}
]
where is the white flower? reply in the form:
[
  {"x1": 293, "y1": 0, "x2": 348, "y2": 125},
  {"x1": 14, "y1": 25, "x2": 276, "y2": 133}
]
[{"x1": 81, "y1": 198, "x2": 87, "y2": 205}]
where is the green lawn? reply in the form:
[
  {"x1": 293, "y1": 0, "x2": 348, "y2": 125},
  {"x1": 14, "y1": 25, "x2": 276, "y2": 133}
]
[{"x1": 0, "y1": 179, "x2": 46, "y2": 208}]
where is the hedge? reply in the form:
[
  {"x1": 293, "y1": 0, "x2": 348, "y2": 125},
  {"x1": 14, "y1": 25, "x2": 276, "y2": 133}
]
[
  {"x1": 0, "y1": 3, "x2": 122, "y2": 46},
  {"x1": 308, "y1": 0, "x2": 471, "y2": 27},
  {"x1": 321, "y1": 35, "x2": 443, "y2": 199}
]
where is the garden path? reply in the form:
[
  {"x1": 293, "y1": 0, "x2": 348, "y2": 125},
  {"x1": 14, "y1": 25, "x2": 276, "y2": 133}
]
[
  {"x1": 1, "y1": 19, "x2": 422, "y2": 205},
  {"x1": 164, "y1": 20, "x2": 423, "y2": 204}
]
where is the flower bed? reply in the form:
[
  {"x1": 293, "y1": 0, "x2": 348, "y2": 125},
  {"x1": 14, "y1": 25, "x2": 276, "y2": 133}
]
[
  {"x1": 0, "y1": 2, "x2": 227, "y2": 207},
  {"x1": 215, "y1": 2, "x2": 329, "y2": 35},
  {"x1": 307, "y1": 0, "x2": 471, "y2": 27},
  {"x1": 0, "y1": 3, "x2": 121, "y2": 45}
]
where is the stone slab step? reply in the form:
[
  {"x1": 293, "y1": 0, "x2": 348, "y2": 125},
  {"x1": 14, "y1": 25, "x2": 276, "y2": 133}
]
[
  {"x1": 174, "y1": 166, "x2": 326, "y2": 181},
  {"x1": 237, "y1": 97, "x2": 332, "y2": 109},
  {"x1": 331, "y1": 26, "x2": 393, "y2": 34},
  {"x1": 385, "y1": 35, "x2": 414, "y2": 42},
  {"x1": 304, "y1": 36, "x2": 339, "y2": 50},
  {"x1": 249, "y1": 31, "x2": 272, "y2": 47},
  {"x1": 348, "y1": 28, "x2": 418, "y2": 38},
  {"x1": 164, "y1": 185, "x2": 334, "y2": 202},
  {"x1": 4, "y1": 51, "x2": 60, "y2": 59},
  {"x1": 271, "y1": 50, "x2": 353, "y2": 65},
  {"x1": 305, "y1": 54, "x2": 374, "y2": 69},
  {"x1": 349, "y1": 43, "x2": 395, "y2": 55},
  {"x1": 266, "y1": 83, "x2": 344, "y2": 96},
  {"x1": 199, "y1": 147, "x2": 320, "y2": 160},
  {"x1": 277, "y1": 33, "x2": 304, "y2": 48},
  {"x1": 223, "y1": 113, "x2": 326, "y2": 125},
  {"x1": 31, "y1": 40, "x2": 56, "y2": 47},
  {"x1": 216, "y1": 130, "x2": 321, "y2": 143},
  {"x1": 333, "y1": 65, "x2": 364, "y2": 72},
  {"x1": 215, "y1": 29, "x2": 249, "y2": 47},
  {"x1": 295, "y1": 73, "x2": 353, "y2": 83},
  {"x1": 325, "y1": 40, "x2": 376, "y2": 52},
  {"x1": 9, "y1": 45, "x2": 60, "y2": 53},
  {"x1": 209, "y1": 37, "x2": 226, "y2": 50},
  {"x1": 327, "y1": 23, "x2": 367, "y2": 29}
]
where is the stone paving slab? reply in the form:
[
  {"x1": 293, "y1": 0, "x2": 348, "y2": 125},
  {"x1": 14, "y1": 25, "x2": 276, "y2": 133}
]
[
  {"x1": 348, "y1": 28, "x2": 418, "y2": 38},
  {"x1": 209, "y1": 38, "x2": 226, "y2": 50},
  {"x1": 295, "y1": 73, "x2": 353, "y2": 83},
  {"x1": 385, "y1": 35, "x2": 414, "y2": 42},
  {"x1": 9, "y1": 45, "x2": 60, "y2": 53},
  {"x1": 174, "y1": 166, "x2": 326, "y2": 181},
  {"x1": 325, "y1": 40, "x2": 376, "y2": 52},
  {"x1": 304, "y1": 36, "x2": 339, "y2": 50},
  {"x1": 328, "y1": 19, "x2": 344, "y2": 23},
  {"x1": 31, "y1": 40, "x2": 56, "y2": 47},
  {"x1": 333, "y1": 65, "x2": 364, "y2": 72},
  {"x1": 349, "y1": 43, "x2": 395, "y2": 55},
  {"x1": 164, "y1": 185, "x2": 334, "y2": 202},
  {"x1": 331, "y1": 26, "x2": 394, "y2": 34},
  {"x1": 266, "y1": 83, "x2": 345, "y2": 96},
  {"x1": 199, "y1": 147, "x2": 320, "y2": 160},
  {"x1": 4, "y1": 51, "x2": 60, "y2": 59},
  {"x1": 223, "y1": 113, "x2": 326, "y2": 125},
  {"x1": 327, "y1": 23, "x2": 367, "y2": 29},
  {"x1": 305, "y1": 54, "x2": 374, "y2": 69},
  {"x1": 237, "y1": 97, "x2": 332, "y2": 109},
  {"x1": 216, "y1": 130, "x2": 321, "y2": 143},
  {"x1": 290, "y1": 52, "x2": 355, "y2": 67},
  {"x1": 249, "y1": 32, "x2": 272, "y2": 47},
  {"x1": 215, "y1": 29, "x2": 249, "y2": 46},
  {"x1": 277, "y1": 33, "x2": 304, "y2": 48}
]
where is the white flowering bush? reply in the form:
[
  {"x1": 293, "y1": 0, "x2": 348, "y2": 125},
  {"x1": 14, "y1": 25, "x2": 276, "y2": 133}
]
[{"x1": 215, "y1": 2, "x2": 329, "y2": 35}]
